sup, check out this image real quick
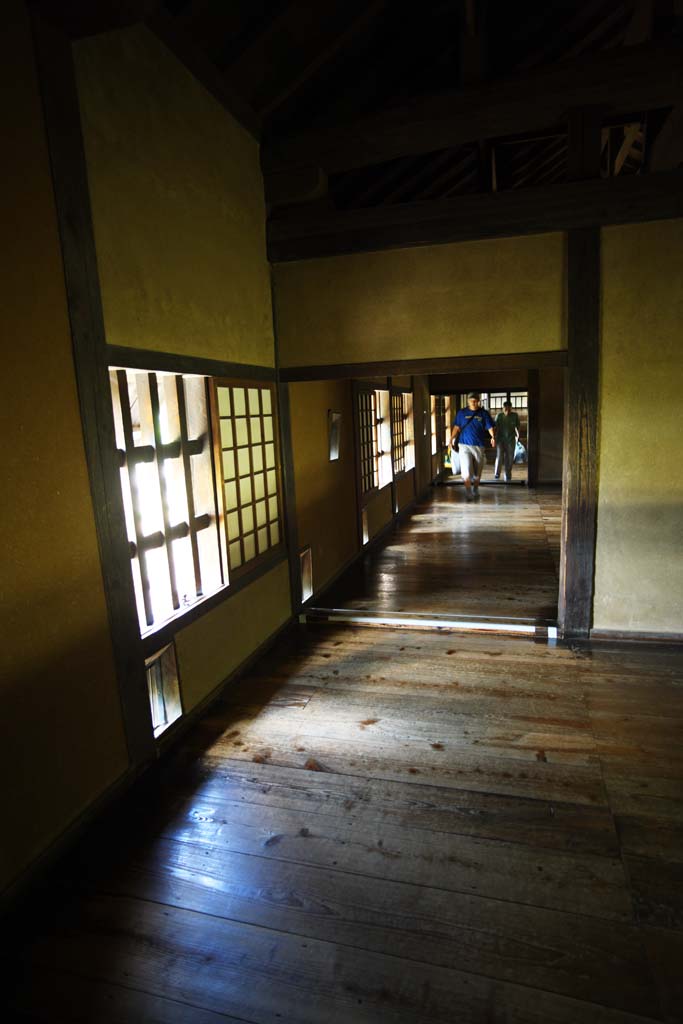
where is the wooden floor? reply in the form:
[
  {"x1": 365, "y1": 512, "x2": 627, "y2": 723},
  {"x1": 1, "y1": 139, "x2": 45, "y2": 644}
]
[
  {"x1": 321, "y1": 484, "x2": 562, "y2": 623},
  {"x1": 7, "y1": 625, "x2": 683, "y2": 1023}
]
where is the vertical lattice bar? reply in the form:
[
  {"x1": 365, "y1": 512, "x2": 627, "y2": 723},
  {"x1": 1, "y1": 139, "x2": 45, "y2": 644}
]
[
  {"x1": 148, "y1": 373, "x2": 180, "y2": 610},
  {"x1": 117, "y1": 370, "x2": 154, "y2": 627},
  {"x1": 176, "y1": 375, "x2": 203, "y2": 597}
]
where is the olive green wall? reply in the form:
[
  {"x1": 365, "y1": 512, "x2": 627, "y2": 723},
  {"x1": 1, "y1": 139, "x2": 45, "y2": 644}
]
[
  {"x1": 0, "y1": 2, "x2": 129, "y2": 895},
  {"x1": 594, "y1": 219, "x2": 683, "y2": 634},
  {"x1": 274, "y1": 233, "x2": 565, "y2": 367},
  {"x1": 289, "y1": 381, "x2": 358, "y2": 595},
  {"x1": 74, "y1": 26, "x2": 274, "y2": 366},
  {"x1": 175, "y1": 561, "x2": 291, "y2": 711}
]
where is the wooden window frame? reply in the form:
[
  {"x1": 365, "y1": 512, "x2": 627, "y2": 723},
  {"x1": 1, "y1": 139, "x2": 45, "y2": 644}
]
[{"x1": 210, "y1": 378, "x2": 285, "y2": 584}]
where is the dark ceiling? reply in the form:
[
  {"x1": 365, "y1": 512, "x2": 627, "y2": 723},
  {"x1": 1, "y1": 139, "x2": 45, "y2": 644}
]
[{"x1": 152, "y1": 0, "x2": 680, "y2": 210}]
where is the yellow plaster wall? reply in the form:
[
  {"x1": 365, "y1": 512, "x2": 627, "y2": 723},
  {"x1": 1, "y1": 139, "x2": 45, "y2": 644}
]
[
  {"x1": 366, "y1": 487, "x2": 393, "y2": 540},
  {"x1": 175, "y1": 561, "x2": 291, "y2": 711},
  {"x1": 0, "y1": 2, "x2": 129, "y2": 894},
  {"x1": 289, "y1": 381, "x2": 358, "y2": 595},
  {"x1": 74, "y1": 25, "x2": 274, "y2": 366},
  {"x1": 396, "y1": 471, "x2": 416, "y2": 511},
  {"x1": 274, "y1": 233, "x2": 565, "y2": 367},
  {"x1": 594, "y1": 219, "x2": 683, "y2": 634}
]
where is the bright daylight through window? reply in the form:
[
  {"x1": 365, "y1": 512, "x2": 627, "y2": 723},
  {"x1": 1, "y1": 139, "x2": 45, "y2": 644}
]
[{"x1": 109, "y1": 368, "x2": 281, "y2": 635}]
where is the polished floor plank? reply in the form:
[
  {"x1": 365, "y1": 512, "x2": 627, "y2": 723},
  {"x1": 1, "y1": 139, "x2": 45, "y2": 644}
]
[
  {"x1": 11, "y1": 892, "x2": 661, "y2": 1024},
  {"x1": 6, "y1": 624, "x2": 683, "y2": 1023},
  {"x1": 84, "y1": 837, "x2": 657, "y2": 1015},
  {"x1": 319, "y1": 485, "x2": 561, "y2": 621},
  {"x1": 170, "y1": 756, "x2": 619, "y2": 856}
]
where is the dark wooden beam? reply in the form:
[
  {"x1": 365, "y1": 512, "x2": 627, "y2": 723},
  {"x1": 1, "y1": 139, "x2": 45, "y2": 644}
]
[
  {"x1": 268, "y1": 168, "x2": 683, "y2": 261},
  {"x1": 270, "y1": 270, "x2": 301, "y2": 616},
  {"x1": 558, "y1": 106, "x2": 603, "y2": 638},
  {"x1": 526, "y1": 368, "x2": 540, "y2": 488},
  {"x1": 146, "y1": 7, "x2": 261, "y2": 140},
  {"x1": 30, "y1": 0, "x2": 157, "y2": 38},
  {"x1": 263, "y1": 40, "x2": 683, "y2": 175},
  {"x1": 256, "y1": 1, "x2": 388, "y2": 117},
  {"x1": 649, "y1": 106, "x2": 683, "y2": 171},
  {"x1": 106, "y1": 345, "x2": 276, "y2": 380},
  {"x1": 558, "y1": 228, "x2": 600, "y2": 638},
  {"x1": 279, "y1": 350, "x2": 568, "y2": 384},
  {"x1": 30, "y1": 13, "x2": 156, "y2": 764}
]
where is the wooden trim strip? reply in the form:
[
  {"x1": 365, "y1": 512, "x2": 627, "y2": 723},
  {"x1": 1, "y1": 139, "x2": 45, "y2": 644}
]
[
  {"x1": 268, "y1": 170, "x2": 683, "y2": 262},
  {"x1": 588, "y1": 629, "x2": 683, "y2": 646},
  {"x1": 280, "y1": 350, "x2": 567, "y2": 382},
  {"x1": 106, "y1": 345, "x2": 276, "y2": 381},
  {"x1": 30, "y1": 13, "x2": 156, "y2": 764},
  {"x1": 140, "y1": 548, "x2": 289, "y2": 658}
]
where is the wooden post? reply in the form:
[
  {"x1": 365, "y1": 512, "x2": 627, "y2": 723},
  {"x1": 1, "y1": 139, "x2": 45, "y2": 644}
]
[
  {"x1": 527, "y1": 368, "x2": 540, "y2": 487},
  {"x1": 558, "y1": 109, "x2": 602, "y2": 636},
  {"x1": 30, "y1": 13, "x2": 155, "y2": 763},
  {"x1": 558, "y1": 228, "x2": 600, "y2": 637},
  {"x1": 276, "y1": 381, "x2": 301, "y2": 614}
]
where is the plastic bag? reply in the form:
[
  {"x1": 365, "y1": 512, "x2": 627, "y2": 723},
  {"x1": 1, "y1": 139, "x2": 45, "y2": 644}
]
[{"x1": 514, "y1": 441, "x2": 527, "y2": 464}]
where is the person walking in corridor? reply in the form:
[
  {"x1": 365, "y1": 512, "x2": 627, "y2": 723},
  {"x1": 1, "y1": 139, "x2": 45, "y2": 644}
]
[
  {"x1": 450, "y1": 393, "x2": 495, "y2": 500},
  {"x1": 494, "y1": 400, "x2": 520, "y2": 483}
]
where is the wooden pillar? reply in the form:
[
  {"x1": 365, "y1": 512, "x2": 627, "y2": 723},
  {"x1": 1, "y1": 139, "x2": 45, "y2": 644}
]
[
  {"x1": 526, "y1": 368, "x2": 540, "y2": 487},
  {"x1": 559, "y1": 110, "x2": 602, "y2": 637},
  {"x1": 275, "y1": 381, "x2": 302, "y2": 614},
  {"x1": 559, "y1": 228, "x2": 600, "y2": 636},
  {"x1": 30, "y1": 13, "x2": 155, "y2": 763}
]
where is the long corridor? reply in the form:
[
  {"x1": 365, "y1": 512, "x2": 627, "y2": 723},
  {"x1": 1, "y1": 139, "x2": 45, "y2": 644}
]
[{"x1": 320, "y1": 484, "x2": 562, "y2": 624}]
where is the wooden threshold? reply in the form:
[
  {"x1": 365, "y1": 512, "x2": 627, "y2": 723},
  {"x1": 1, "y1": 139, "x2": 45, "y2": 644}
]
[{"x1": 304, "y1": 607, "x2": 558, "y2": 639}]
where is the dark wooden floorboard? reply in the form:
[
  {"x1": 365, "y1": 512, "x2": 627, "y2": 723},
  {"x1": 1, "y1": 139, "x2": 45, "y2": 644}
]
[
  {"x1": 6, "y1": 621, "x2": 682, "y2": 1022},
  {"x1": 319, "y1": 485, "x2": 561, "y2": 622}
]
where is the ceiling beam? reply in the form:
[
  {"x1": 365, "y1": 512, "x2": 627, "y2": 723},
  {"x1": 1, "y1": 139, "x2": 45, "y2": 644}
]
[
  {"x1": 256, "y1": 1, "x2": 388, "y2": 117},
  {"x1": 262, "y1": 40, "x2": 683, "y2": 175},
  {"x1": 649, "y1": 106, "x2": 683, "y2": 170},
  {"x1": 267, "y1": 169, "x2": 683, "y2": 262},
  {"x1": 146, "y1": 7, "x2": 261, "y2": 139},
  {"x1": 30, "y1": 0, "x2": 159, "y2": 37}
]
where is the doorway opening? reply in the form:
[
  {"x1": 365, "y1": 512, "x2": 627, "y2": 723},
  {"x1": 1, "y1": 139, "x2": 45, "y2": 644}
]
[{"x1": 308, "y1": 366, "x2": 564, "y2": 637}]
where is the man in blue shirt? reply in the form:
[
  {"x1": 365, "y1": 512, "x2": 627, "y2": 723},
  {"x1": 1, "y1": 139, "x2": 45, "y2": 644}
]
[{"x1": 450, "y1": 392, "x2": 496, "y2": 500}]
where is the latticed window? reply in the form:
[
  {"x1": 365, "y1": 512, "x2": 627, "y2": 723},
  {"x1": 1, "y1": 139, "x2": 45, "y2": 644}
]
[
  {"x1": 110, "y1": 368, "x2": 223, "y2": 632},
  {"x1": 358, "y1": 390, "x2": 378, "y2": 494},
  {"x1": 391, "y1": 392, "x2": 405, "y2": 474},
  {"x1": 391, "y1": 391, "x2": 414, "y2": 473},
  {"x1": 213, "y1": 381, "x2": 282, "y2": 577}
]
